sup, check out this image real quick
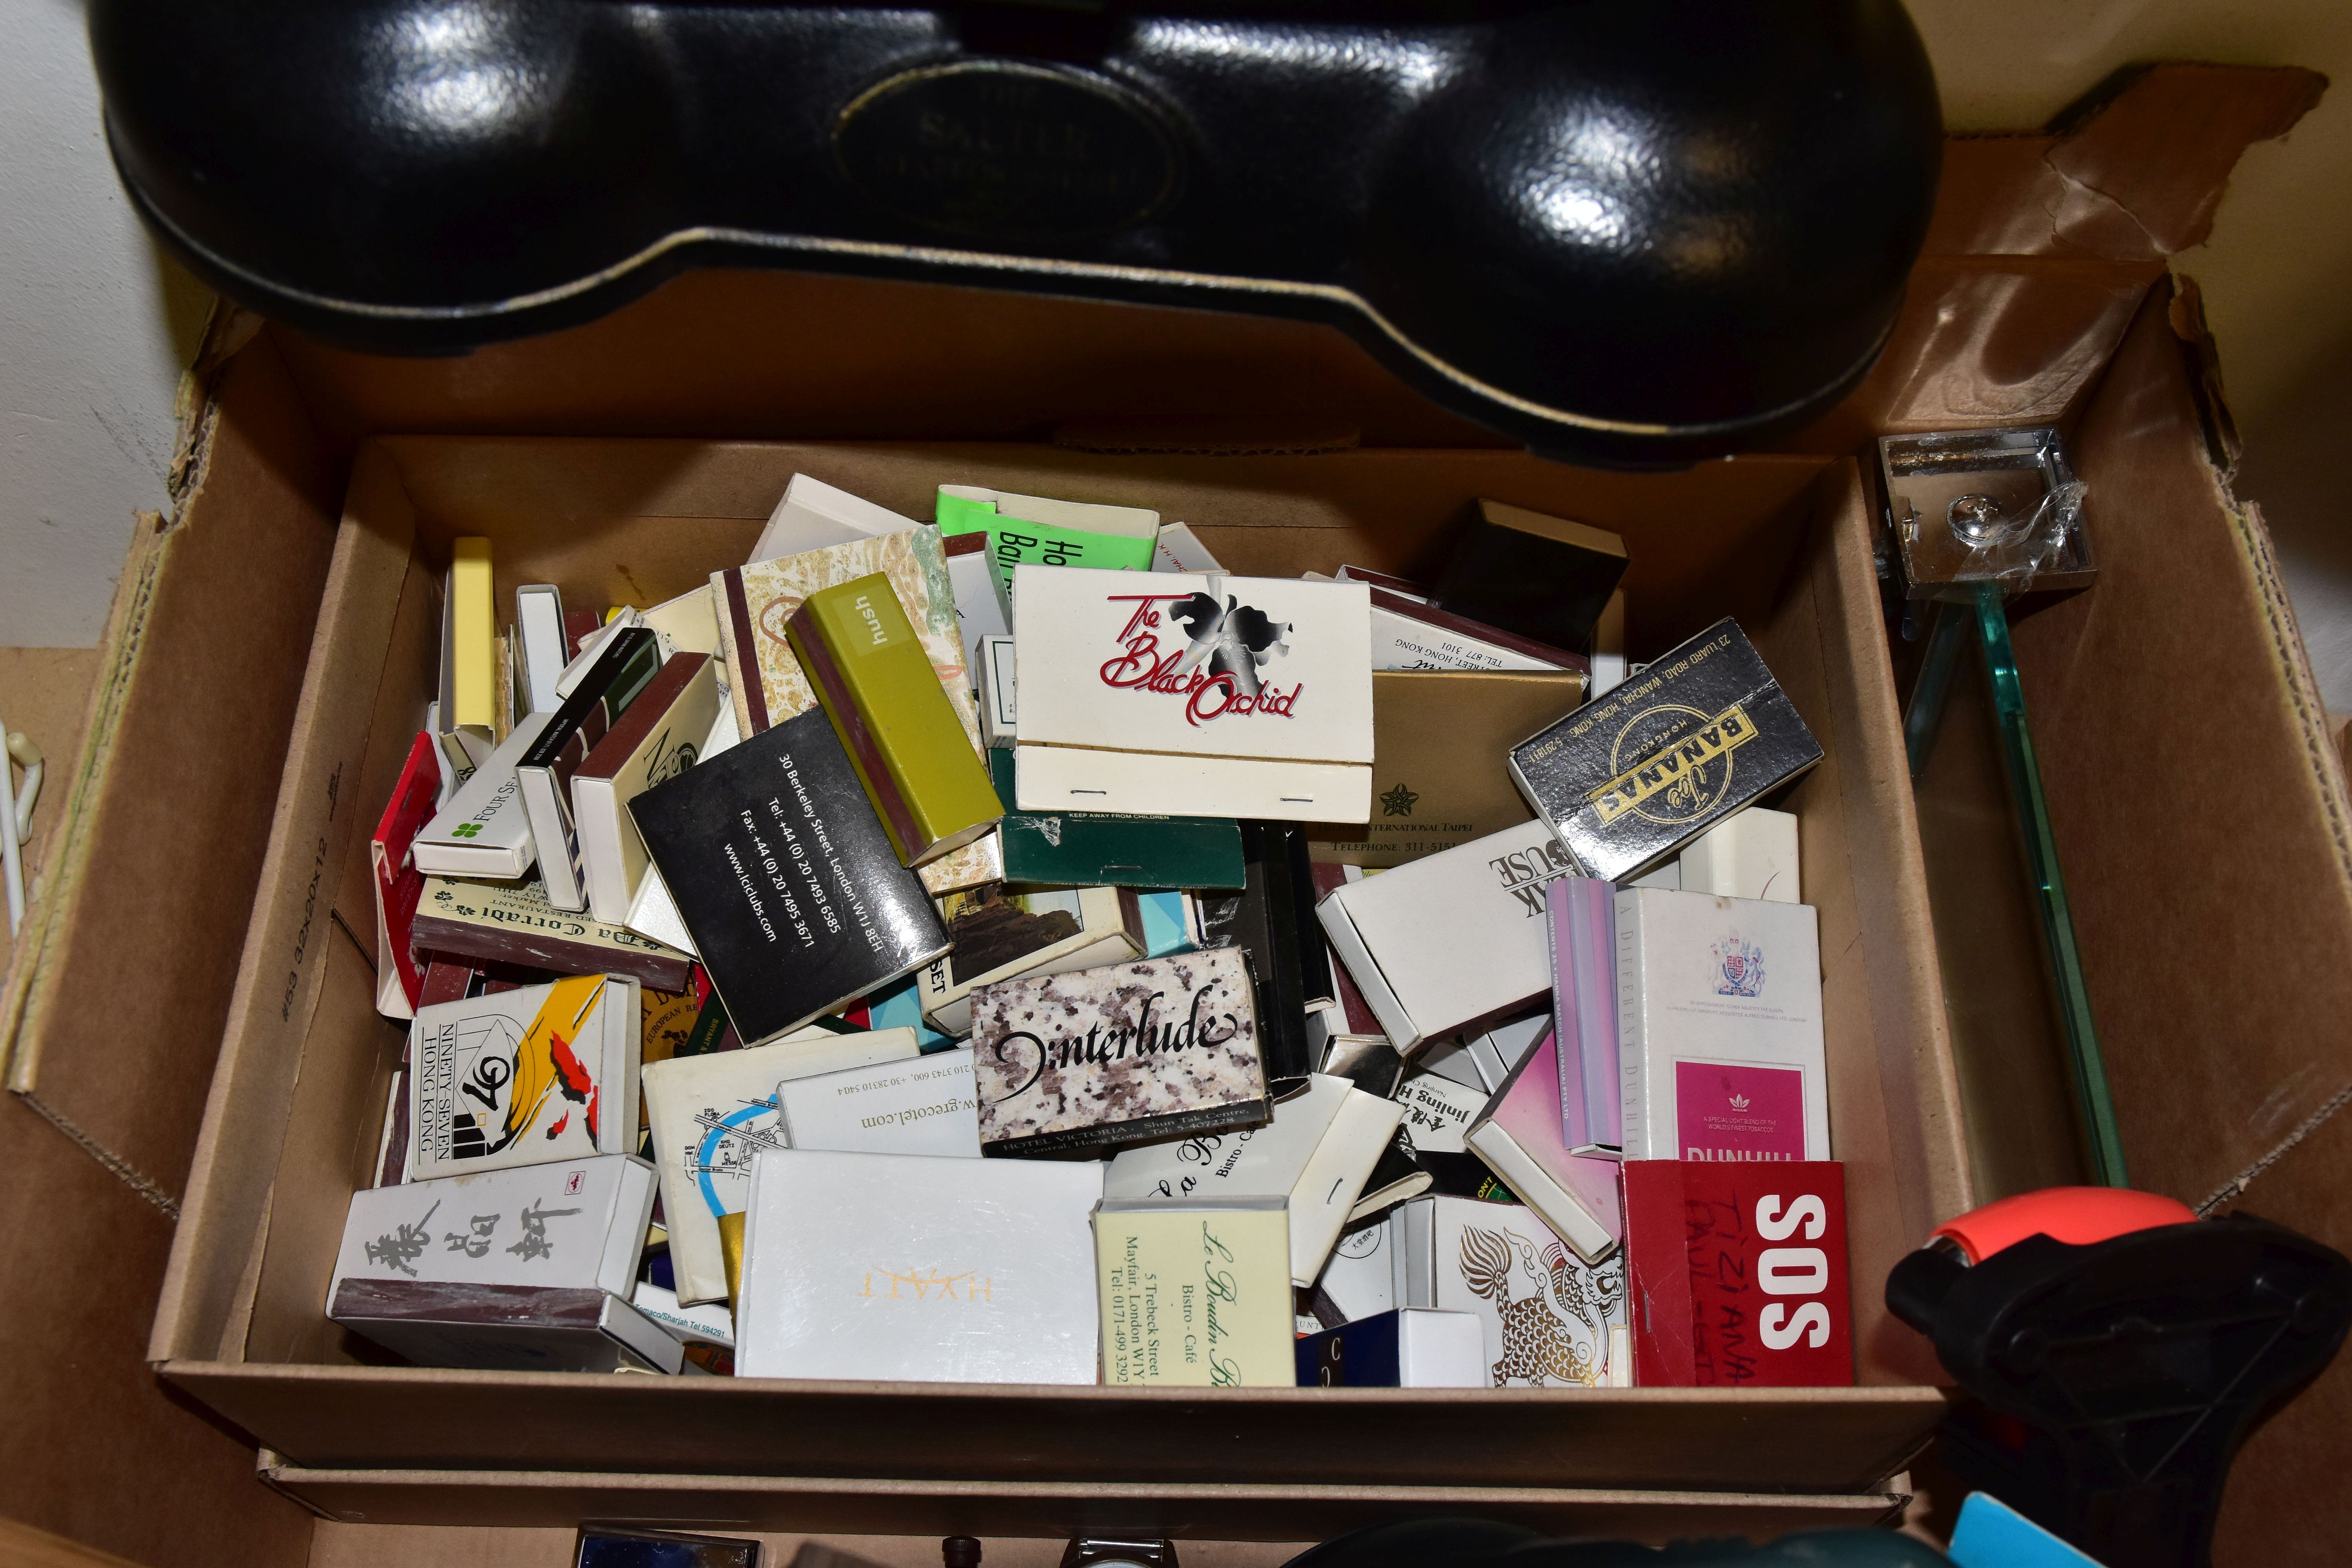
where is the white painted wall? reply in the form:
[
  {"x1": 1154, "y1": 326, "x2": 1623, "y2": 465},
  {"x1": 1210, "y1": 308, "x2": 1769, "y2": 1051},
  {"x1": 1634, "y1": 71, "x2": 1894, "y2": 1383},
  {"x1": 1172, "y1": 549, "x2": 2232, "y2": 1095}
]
[
  {"x1": 1, "y1": 0, "x2": 2347, "y2": 654},
  {"x1": 1, "y1": 0, "x2": 209, "y2": 647}
]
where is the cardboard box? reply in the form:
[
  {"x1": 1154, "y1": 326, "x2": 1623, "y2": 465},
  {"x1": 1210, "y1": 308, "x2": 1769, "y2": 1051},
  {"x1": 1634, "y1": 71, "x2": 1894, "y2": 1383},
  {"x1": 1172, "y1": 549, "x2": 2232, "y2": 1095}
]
[
  {"x1": 143, "y1": 425, "x2": 1964, "y2": 1510},
  {"x1": 3, "y1": 69, "x2": 2324, "y2": 1552}
]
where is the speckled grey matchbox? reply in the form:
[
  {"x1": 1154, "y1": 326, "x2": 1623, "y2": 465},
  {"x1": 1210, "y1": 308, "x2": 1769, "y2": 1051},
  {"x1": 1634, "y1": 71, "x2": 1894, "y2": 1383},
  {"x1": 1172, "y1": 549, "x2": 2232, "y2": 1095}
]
[{"x1": 969, "y1": 948, "x2": 1269, "y2": 1157}]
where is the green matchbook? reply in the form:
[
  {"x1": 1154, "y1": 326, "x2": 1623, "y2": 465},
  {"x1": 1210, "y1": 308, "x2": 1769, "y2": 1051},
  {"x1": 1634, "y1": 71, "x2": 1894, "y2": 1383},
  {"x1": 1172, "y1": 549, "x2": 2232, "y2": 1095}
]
[
  {"x1": 936, "y1": 489, "x2": 1157, "y2": 594},
  {"x1": 786, "y1": 574, "x2": 1002, "y2": 867},
  {"x1": 991, "y1": 750, "x2": 1246, "y2": 889}
]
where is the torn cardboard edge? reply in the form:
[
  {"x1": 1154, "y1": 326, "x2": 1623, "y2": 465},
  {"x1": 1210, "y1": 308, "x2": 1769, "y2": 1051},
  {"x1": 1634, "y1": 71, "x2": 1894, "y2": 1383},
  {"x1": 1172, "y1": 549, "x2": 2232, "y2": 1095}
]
[
  {"x1": 1999, "y1": 276, "x2": 2352, "y2": 1205},
  {"x1": 2175, "y1": 282, "x2": 2352, "y2": 1195},
  {"x1": 0, "y1": 516, "x2": 172, "y2": 1095},
  {"x1": 1928, "y1": 62, "x2": 2326, "y2": 265},
  {"x1": 5, "y1": 323, "x2": 345, "y2": 1217}
]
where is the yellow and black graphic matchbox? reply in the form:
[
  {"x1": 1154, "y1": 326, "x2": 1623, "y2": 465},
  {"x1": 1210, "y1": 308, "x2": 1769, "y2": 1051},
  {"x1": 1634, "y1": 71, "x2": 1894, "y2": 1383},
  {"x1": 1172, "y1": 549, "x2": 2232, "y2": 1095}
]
[{"x1": 1507, "y1": 618, "x2": 1820, "y2": 882}]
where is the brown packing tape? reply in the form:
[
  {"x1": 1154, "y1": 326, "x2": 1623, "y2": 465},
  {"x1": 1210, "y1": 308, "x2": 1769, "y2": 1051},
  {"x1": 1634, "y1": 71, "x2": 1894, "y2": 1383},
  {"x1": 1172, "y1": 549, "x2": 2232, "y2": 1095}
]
[
  {"x1": 1789, "y1": 63, "x2": 2322, "y2": 449},
  {"x1": 2039, "y1": 64, "x2": 2327, "y2": 259},
  {"x1": 1803, "y1": 256, "x2": 2163, "y2": 445},
  {"x1": 1920, "y1": 65, "x2": 2323, "y2": 264}
]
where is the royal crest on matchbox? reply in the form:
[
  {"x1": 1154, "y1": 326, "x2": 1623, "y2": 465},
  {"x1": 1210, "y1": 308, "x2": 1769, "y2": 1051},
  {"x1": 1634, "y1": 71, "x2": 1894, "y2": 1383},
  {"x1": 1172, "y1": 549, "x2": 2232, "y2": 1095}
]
[
  {"x1": 1509, "y1": 618, "x2": 1821, "y2": 881},
  {"x1": 1615, "y1": 887, "x2": 1829, "y2": 1163},
  {"x1": 1011, "y1": 565, "x2": 1373, "y2": 823}
]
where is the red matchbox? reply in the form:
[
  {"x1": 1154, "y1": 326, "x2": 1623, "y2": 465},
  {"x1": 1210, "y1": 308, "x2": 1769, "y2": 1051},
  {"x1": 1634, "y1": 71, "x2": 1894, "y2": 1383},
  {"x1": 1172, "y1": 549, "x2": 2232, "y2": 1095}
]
[{"x1": 1621, "y1": 1159, "x2": 1852, "y2": 1388}]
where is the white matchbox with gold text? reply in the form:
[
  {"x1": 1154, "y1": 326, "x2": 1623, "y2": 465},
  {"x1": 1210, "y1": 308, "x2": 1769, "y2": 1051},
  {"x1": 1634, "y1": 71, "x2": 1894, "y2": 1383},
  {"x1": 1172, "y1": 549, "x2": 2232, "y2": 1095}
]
[
  {"x1": 968, "y1": 947, "x2": 1269, "y2": 1158},
  {"x1": 1094, "y1": 1199, "x2": 1295, "y2": 1387},
  {"x1": 735, "y1": 1149, "x2": 1103, "y2": 1384},
  {"x1": 1011, "y1": 564, "x2": 1373, "y2": 823}
]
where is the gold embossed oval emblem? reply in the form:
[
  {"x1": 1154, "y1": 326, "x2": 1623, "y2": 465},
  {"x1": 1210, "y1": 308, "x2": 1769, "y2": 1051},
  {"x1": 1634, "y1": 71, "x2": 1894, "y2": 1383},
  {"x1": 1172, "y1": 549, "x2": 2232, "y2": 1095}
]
[{"x1": 834, "y1": 61, "x2": 1182, "y2": 241}]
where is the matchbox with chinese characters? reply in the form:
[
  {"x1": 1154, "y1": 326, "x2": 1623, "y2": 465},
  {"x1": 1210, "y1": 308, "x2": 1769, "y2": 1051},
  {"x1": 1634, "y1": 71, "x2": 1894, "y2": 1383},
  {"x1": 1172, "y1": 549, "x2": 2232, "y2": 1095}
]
[
  {"x1": 330, "y1": 1153, "x2": 657, "y2": 1301},
  {"x1": 1010, "y1": 565, "x2": 1373, "y2": 823},
  {"x1": 407, "y1": 974, "x2": 641, "y2": 1181}
]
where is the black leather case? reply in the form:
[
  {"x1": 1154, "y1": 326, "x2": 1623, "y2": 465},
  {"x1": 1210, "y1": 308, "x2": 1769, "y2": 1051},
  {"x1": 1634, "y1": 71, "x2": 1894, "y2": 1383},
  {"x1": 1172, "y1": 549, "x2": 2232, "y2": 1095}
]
[{"x1": 91, "y1": 0, "x2": 1940, "y2": 464}]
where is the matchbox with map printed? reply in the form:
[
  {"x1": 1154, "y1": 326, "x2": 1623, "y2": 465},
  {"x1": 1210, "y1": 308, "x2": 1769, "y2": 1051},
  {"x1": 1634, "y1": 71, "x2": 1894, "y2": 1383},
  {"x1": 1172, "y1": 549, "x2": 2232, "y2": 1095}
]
[
  {"x1": 639, "y1": 1027, "x2": 923, "y2": 1305},
  {"x1": 1508, "y1": 618, "x2": 1821, "y2": 881},
  {"x1": 1011, "y1": 565, "x2": 1373, "y2": 823},
  {"x1": 407, "y1": 974, "x2": 641, "y2": 1180}
]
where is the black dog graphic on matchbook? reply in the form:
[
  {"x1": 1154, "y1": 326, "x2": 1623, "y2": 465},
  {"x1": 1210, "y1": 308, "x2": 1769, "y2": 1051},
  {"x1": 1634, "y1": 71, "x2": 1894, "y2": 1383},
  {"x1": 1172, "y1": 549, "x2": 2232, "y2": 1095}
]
[{"x1": 1169, "y1": 593, "x2": 1290, "y2": 699}]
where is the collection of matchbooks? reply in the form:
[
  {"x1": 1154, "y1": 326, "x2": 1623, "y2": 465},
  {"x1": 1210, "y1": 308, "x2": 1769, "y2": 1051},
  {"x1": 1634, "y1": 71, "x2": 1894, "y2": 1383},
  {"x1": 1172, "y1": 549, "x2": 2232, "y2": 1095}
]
[{"x1": 345, "y1": 475, "x2": 1856, "y2": 1390}]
